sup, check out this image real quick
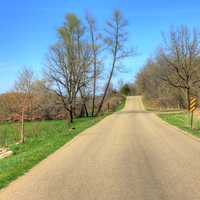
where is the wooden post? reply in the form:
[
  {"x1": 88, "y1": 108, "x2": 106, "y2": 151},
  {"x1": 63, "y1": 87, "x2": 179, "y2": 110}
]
[{"x1": 191, "y1": 111, "x2": 194, "y2": 129}]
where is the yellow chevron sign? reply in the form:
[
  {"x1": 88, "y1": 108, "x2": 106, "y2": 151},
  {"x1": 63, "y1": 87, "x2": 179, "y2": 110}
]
[{"x1": 190, "y1": 97, "x2": 197, "y2": 112}]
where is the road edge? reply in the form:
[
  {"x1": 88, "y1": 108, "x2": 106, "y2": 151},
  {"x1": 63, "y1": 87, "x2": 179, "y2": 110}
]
[
  {"x1": 141, "y1": 96, "x2": 200, "y2": 143},
  {"x1": 155, "y1": 113, "x2": 200, "y2": 143}
]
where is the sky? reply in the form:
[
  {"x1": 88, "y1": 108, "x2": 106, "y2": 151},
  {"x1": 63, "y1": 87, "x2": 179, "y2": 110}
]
[{"x1": 0, "y1": 0, "x2": 200, "y2": 93}]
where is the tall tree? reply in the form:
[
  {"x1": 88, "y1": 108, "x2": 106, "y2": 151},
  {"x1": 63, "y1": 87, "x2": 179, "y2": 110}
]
[
  {"x1": 86, "y1": 14, "x2": 103, "y2": 116},
  {"x1": 78, "y1": 42, "x2": 92, "y2": 117},
  {"x1": 46, "y1": 14, "x2": 89, "y2": 122},
  {"x1": 159, "y1": 26, "x2": 200, "y2": 110},
  {"x1": 96, "y1": 10, "x2": 132, "y2": 115}
]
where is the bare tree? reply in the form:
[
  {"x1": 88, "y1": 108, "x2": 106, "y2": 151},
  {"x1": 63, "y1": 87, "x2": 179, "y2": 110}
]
[
  {"x1": 86, "y1": 14, "x2": 103, "y2": 116},
  {"x1": 78, "y1": 42, "x2": 92, "y2": 117},
  {"x1": 159, "y1": 26, "x2": 200, "y2": 110},
  {"x1": 46, "y1": 14, "x2": 89, "y2": 123},
  {"x1": 96, "y1": 10, "x2": 132, "y2": 115},
  {"x1": 15, "y1": 68, "x2": 34, "y2": 143}
]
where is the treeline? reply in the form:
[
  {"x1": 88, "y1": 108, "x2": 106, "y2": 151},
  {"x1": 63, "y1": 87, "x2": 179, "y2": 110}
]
[
  {"x1": 0, "y1": 71, "x2": 124, "y2": 122},
  {"x1": 0, "y1": 77, "x2": 64, "y2": 121},
  {"x1": 135, "y1": 26, "x2": 200, "y2": 110}
]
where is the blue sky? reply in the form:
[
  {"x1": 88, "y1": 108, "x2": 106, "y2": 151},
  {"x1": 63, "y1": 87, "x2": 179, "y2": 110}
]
[{"x1": 0, "y1": 0, "x2": 200, "y2": 93}]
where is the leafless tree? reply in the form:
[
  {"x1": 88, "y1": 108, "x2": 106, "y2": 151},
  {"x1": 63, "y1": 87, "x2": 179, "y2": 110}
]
[
  {"x1": 78, "y1": 42, "x2": 92, "y2": 117},
  {"x1": 96, "y1": 10, "x2": 132, "y2": 115},
  {"x1": 159, "y1": 26, "x2": 200, "y2": 110},
  {"x1": 15, "y1": 67, "x2": 34, "y2": 143},
  {"x1": 46, "y1": 14, "x2": 90, "y2": 122},
  {"x1": 86, "y1": 14, "x2": 103, "y2": 116}
]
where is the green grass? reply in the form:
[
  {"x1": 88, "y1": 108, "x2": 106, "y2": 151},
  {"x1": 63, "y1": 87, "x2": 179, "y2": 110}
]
[
  {"x1": 0, "y1": 100, "x2": 126, "y2": 190},
  {"x1": 159, "y1": 112, "x2": 200, "y2": 138},
  {"x1": 114, "y1": 97, "x2": 126, "y2": 112},
  {"x1": 0, "y1": 117, "x2": 105, "y2": 189}
]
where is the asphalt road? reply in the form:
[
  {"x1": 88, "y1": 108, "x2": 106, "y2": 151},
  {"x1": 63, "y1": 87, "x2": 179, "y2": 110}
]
[{"x1": 1, "y1": 96, "x2": 200, "y2": 200}]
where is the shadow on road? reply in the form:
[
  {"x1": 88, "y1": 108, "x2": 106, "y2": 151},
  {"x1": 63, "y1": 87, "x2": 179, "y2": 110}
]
[{"x1": 116, "y1": 110, "x2": 151, "y2": 115}]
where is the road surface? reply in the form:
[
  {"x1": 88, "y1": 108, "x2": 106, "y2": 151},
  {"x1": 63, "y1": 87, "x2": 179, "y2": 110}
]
[{"x1": 1, "y1": 96, "x2": 200, "y2": 200}]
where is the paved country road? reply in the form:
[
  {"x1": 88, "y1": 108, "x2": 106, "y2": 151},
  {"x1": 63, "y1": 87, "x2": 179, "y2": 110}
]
[{"x1": 1, "y1": 96, "x2": 200, "y2": 200}]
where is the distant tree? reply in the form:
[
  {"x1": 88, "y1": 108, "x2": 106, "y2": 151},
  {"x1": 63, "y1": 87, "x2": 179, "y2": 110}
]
[
  {"x1": 31, "y1": 80, "x2": 60, "y2": 120},
  {"x1": 120, "y1": 84, "x2": 131, "y2": 96},
  {"x1": 135, "y1": 57, "x2": 189, "y2": 109},
  {"x1": 0, "y1": 92, "x2": 22, "y2": 118}
]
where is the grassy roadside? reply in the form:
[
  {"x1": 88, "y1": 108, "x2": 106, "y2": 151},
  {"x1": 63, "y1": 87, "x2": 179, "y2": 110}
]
[
  {"x1": 159, "y1": 112, "x2": 200, "y2": 138},
  {"x1": 0, "y1": 100, "x2": 126, "y2": 190},
  {"x1": 114, "y1": 97, "x2": 126, "y2": 112},
  {"x1": 0, "y1": 118, "x2": 103, "y2": 190},
  {"x1": 141, "y1": 97, "x2": 200, "y2": 138}
]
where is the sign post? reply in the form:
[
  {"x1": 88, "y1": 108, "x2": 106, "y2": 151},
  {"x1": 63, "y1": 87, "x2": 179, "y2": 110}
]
[{"x1": 189, "y1": 97, "x2": 197, "y2": 129}]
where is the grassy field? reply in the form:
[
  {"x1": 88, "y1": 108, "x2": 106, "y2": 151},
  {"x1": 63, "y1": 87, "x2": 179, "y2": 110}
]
[
  {"x1": 159, "y1": 112, "x2": 200, "y2": 138},
  {"x1": 0, "y1": 99, "x2": 125, "y2": 190}
]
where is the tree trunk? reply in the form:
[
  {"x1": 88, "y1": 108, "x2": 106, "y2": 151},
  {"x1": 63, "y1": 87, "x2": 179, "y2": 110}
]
[
  {"x1": 95, "y1": 19, "x2": 119, "y2": 116},
  {"x1": 186, "y1": 88, "x2": 190, "y2": 111},
  {"x1": 95, "y1": 57, "x2": 116, "y2": 116},
  {"x1": 84, "y1": 103, "x2": 89, "y2": 117},
  {"x1": 20, "y1": 109, "x2": 25, "y2": 143},
  {"x1": 79, "y1": 104, "x2": 85, "y2": 117},
  {"x1": 91, "y1": 77, "x2": 96, "y2": 117},
  {"x1": 69, "y1": 105, "x2": 73, "y2": 123},
  {"x1": 79, "y1": 102, "x2": 89, "y2": 118},
  {"x1": 91, "y1": 58, "x2": 97, "y2": 117},
  {"x1": 88, "y1": 16, "x2": 97, "y2": 117},
  {"x1": 79, "y1": 89, "x2": 89, "y2": 118}
]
